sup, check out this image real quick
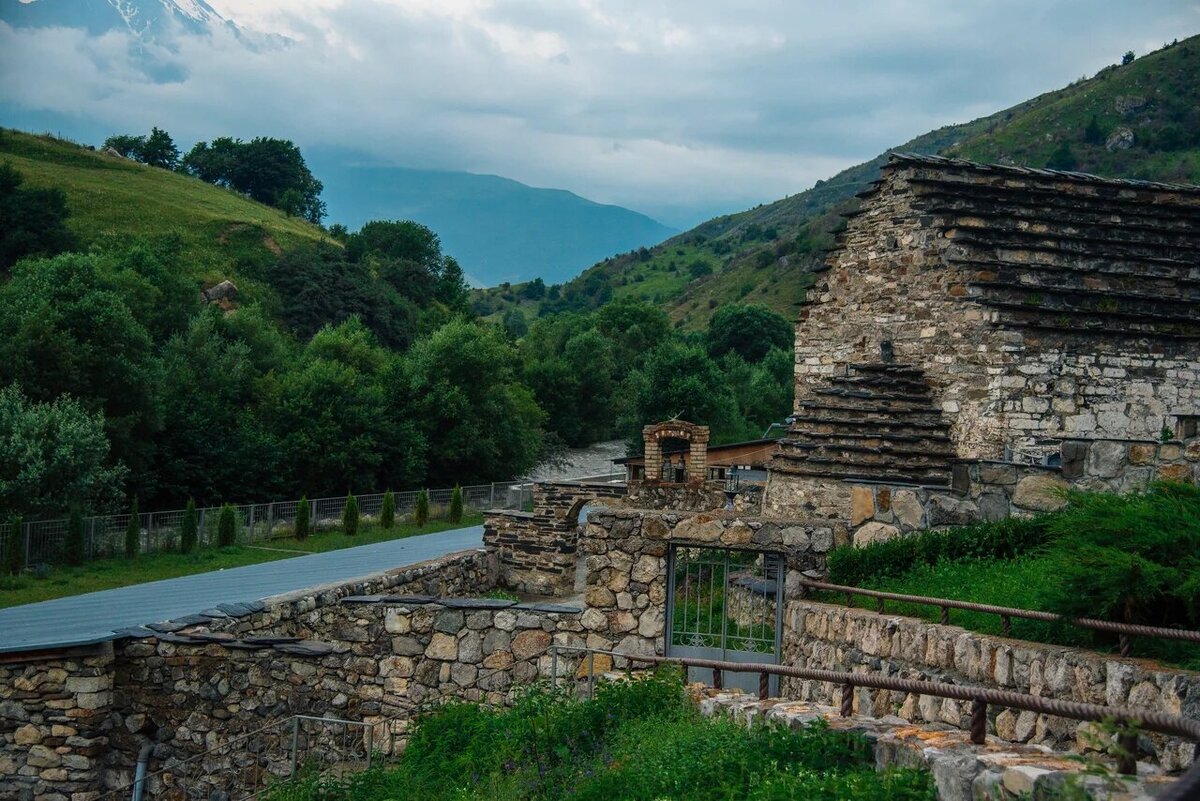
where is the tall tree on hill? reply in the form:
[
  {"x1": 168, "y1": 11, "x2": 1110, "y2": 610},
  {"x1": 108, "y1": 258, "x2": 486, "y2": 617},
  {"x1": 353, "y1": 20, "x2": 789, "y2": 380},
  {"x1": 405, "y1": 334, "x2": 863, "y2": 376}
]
[
  {"x1": 706, "y1": 304, "x2": 793, "y2": 363},
  {"x1": 181, "y1": 136, "x2": 325, "y2": 223},
  {"x1": 0, "y1": 162, "x2": 75, "y2": 272},
  {"x1": 140, "y1": 127, "x2": 179, "y2": 170}
]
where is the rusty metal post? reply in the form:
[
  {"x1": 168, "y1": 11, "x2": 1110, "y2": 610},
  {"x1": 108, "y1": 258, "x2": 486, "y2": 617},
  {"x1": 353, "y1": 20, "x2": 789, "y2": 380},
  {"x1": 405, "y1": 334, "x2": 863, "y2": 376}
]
[
  {"x1": 1117, "y1": 729, "x2": 1138, "y2": 776},
  {"x1": 758, "y1": 672, "x2": 769, "y2": 700},
  {"x1": 1001, "y1": 615, "x2": 1011, "y2": 637},
  {"x1": 940, "y1": 606, "x2": 950, "y2": 625},
  {"x1": 1119, "y1": 634, "x2": 1132, "y2": 658},
  {"x1": 875, "y1": 597, "x2": 885, "y2": 614},
  {"x1": 712, "y1": 667, "x2": 722, "y2": 690},
  {"x1": 970, "y1": 699, "x2": 987, "y2": 745},
  {"x1": 840, "y1": 683, "x2": 854, "y2": 717}
]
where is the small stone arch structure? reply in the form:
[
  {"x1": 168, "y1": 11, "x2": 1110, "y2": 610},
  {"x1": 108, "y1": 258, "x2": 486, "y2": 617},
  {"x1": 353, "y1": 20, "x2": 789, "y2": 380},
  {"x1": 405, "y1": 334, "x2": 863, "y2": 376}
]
[{"x1": 643, "y1": 420, "x2": 709, "y2": 485}]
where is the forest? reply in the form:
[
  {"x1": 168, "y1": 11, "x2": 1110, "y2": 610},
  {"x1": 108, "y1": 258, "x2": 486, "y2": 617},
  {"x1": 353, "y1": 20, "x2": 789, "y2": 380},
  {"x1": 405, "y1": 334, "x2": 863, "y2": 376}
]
[{"x1": 0, "y1": 159, "x2": 794, "y2": 521}]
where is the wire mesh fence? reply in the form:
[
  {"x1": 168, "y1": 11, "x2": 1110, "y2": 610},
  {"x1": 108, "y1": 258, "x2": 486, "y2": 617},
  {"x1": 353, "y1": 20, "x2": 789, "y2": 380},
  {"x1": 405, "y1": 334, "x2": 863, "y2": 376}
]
[
  {"x1": 96, "y1": 713, "x2": 408, "y2": 801},
  {"x1": 1, "y1": 473, "x2": 624, "y2": 570}
]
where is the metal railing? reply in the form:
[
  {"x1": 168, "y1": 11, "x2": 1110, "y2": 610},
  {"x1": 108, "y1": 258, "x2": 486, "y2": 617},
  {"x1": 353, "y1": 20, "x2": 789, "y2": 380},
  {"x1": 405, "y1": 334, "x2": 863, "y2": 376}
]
[
  {"x1": 1, "y1": 472, "x2": 624, "y2": 569},
  {"x1": 97, "y1": 713, "x2": 405, "y2": 801},
  {"x1": 800, "y1": 578, "x2": 1200, "y2": 657},
  {"x1": 549, "y1": 644, "x2": 1200, "y2": 788}
]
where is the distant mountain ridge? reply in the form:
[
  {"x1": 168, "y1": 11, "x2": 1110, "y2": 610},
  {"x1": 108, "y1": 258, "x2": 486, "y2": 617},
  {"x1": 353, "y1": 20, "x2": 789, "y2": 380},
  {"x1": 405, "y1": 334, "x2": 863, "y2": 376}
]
[
  {"x1": 473, "y1": 34, "x2": 1200, "y2": 328},
  {"x1": 3, "y1": 0, "x2": 235, "y2": 40},
  {"x1": 311, "y1": 151, "x2": 677, "y2": 286}
]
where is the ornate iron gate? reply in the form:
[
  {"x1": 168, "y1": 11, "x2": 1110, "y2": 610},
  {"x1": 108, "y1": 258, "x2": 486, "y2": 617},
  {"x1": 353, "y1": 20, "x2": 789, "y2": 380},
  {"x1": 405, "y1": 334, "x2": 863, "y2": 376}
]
[{"x1": 665, "y1": 545, "x2": 784, "y2": 694}]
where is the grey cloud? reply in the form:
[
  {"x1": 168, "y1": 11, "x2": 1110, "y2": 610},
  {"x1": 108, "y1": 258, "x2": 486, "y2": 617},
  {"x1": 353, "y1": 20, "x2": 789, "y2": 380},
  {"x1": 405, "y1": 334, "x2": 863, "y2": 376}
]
[{"x1": 2, "y1": 0, "x2": 1198, "y2": 227}]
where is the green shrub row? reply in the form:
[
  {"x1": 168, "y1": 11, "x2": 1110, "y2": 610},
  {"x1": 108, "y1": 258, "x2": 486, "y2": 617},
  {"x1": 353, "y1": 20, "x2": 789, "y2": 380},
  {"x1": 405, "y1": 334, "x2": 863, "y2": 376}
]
[{"x1": 827, "y1": 515, "x2": 1052, "y2": 586}]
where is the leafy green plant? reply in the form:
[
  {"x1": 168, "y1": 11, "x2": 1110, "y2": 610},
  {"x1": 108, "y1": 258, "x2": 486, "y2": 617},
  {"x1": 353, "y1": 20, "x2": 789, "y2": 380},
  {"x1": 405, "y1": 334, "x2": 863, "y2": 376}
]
[
  {"x1": 343, "y1": 493, "x2": 359, "y2": 537},
  {"x1": 124, "y1": 498, "x2": 140, "y2": 559},
  {"x1": 828, "y1": 515, "x2": 1051, "y2": 586},
  {"x1": 295, "y1": 496, "x2": 310, "y2": 540},
  {"x1": 217, "y1": 503, "x2": 237, "y2": 548},
  {"x1": 3, "y1": 515, "x2": 22, "y2": 575},
  {"x1": 380, "y1": 490, "x2": 395, "y2": 530},
  {"x1": 65, "y1": 506, "x2": 85, "y2": 566},
  {"x1": 449, "y1": 486, "x2": 463, "y2": 524},
  {"x1": 180, "y1": 498, "x2": 197, "y2": 554},
  {"x1": 415, "y1": 490, "x2": 429, "y2": 527}
]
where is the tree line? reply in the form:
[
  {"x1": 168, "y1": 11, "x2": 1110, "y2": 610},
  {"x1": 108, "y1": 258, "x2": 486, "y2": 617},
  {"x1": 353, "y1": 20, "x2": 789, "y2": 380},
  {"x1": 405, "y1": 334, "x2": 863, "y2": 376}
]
[
  {"x1": 104, "y1": 127, "x2": 326, "y2": 223},
  {"x1": 0, "y1": 162, "x2": 796, "y2": 524}
]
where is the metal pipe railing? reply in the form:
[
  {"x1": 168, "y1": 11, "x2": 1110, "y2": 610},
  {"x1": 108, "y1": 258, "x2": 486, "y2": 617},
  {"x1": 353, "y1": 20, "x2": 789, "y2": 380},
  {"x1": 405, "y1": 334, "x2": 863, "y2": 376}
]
[
  {"x1": 548, "y1": 644, "x2": 1200, "y2": 781},
  {"x1": 800, "y1": 578, "x2": 1200, "y2": 657}
]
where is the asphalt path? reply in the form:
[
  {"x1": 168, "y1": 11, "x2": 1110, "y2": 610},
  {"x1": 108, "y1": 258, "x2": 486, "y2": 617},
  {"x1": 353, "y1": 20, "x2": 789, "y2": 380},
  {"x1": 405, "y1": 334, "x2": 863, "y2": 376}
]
[{"x1": 0, "y1": 525, "x2": 484, "y2": 653}]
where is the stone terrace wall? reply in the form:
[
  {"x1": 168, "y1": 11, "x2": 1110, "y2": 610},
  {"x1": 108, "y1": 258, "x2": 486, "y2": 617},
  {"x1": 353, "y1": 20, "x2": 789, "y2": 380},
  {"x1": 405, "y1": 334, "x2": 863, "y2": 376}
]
[
  {"x1": 0, "y1": 647, "x2": 114, "y2": 801},
  {"x1": 484, "y1": 481, "x2": 625, "y2": 595},
  {"x1": 621, "y1": 481, "x2": 761, "y2": 514},
  {"x1": 107, "y1": 596, "x2": 585, "y2": 797},
  {"x1": 782, "y1": 600, "x2": 1200, "y2": 771},
  {"x1": 578, "y1": 509, "x2": 834, "y2": 668}
]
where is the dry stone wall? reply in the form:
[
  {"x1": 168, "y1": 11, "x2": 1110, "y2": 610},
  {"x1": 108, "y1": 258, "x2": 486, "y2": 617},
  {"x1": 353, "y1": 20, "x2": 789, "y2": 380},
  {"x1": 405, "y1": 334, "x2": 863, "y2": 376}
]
[
  {"x1": 578, "y1": 508, "x2": 834, "y2": 669},
  {"x1": 484, "y1": 481, "x2": 625, "y2": 595},
  {"x1": 781, "y1": 600, "x2": 1200, "y2": 771},
  {"x1": 792, "y1": 154, "x2": 1200, "y2": 461}
]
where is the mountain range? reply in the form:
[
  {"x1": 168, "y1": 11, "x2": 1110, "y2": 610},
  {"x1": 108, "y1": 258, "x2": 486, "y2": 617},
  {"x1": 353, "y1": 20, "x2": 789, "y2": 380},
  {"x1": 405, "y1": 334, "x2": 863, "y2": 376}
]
[{"x1": 0, "y1": 0, "x2": 678, "y2": 285}]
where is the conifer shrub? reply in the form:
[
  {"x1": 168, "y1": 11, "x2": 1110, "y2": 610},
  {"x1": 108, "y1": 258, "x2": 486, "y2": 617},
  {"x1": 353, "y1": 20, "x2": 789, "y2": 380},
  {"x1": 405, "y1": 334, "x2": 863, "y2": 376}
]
[
  {"x1": 3, "y1": 516, "x2": 22, "y2": 575},
  {"x1": 295, "y1": 496, "x2": 310, "y2": 540},
  {"x1": 380, "y1": 490, "x2": 395, "y2": 530},
  {"x1": 343, "y1": 493, "x2": 359, "y2": 536},
  {"x1": 449, "y1": 485, "x2": 463, "y2": 524},
  {"x1": 124, "y1": 498, "x2": 140, "y2": 559},
  {"x1": 217, "y1": 503, "x2": 237, "y2": 547},
  {"x1": 180, "y1": 498, "x2": 198, "y2": 554},
  {"x1": 65, "y1": 506, "x2": 86, "y2": 566},
  {"x1": 415, "y1": 489, "x2": 429, "y2": 527}
]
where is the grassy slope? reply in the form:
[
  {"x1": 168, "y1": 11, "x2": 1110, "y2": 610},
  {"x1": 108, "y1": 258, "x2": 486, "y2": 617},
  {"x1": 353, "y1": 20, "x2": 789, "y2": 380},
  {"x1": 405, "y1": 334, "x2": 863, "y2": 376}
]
[
  {"x1": 474, "y1": 35, "x2": 1200, "y2": 330},
  {"x1": 0, "y1": 128, "x2": 332, "y2": 286},
  {"x1": 0, "y1": 514, "x2": 482, "y2": 609}
]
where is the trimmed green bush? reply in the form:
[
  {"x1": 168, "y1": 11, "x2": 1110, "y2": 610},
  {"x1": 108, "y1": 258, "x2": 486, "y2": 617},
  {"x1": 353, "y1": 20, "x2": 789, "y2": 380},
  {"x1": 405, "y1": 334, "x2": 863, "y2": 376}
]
[
  {"x1": 1034, "y1": 482, "x2": 1200, "y2": 631},
  {"x1": 3, "y1": 516, "x2": 22, "y2": 575},
  {"x1": 295, "y1": 496, "x2": 310, "y2": 540},
  {"x1": 124, "y1": 498, "x2": 140, "y2": 559},
  {"x1": 65, "y1": 506, "x2": 85, "y2": 566},
  {"x1": 449, "y1": 485, "x2": 463, "y2": 524},
  {"x1": 827, "y1": 515, "x2": 1051, "y2": 586},
  {"x1": 415, "y1": 489, "x2": 429, "y2": 527},
  {"x1": 180, "y1": 498, "x2": 198, "y2": 554},
  {"x1": 380, "y1": 490, "x2": 395, "y2": 530},
  {"x1": 217, "y1": 503, "x2": 237, "y2": 547},
  {"x1": 343, "y1": 493, "x2": 359, "y2": 536}
]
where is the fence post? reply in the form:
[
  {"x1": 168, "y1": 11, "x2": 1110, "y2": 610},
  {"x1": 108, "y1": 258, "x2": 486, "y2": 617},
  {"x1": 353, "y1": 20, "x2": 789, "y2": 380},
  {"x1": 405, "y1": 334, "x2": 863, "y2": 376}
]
[
  {"x1": 489, "y1": 483, "x2": 495, "y2": 508},
  {"x1": 550, "y1": 644, "x2": 558, "y2": 690},
  {"x1": 199, "y1": 509, "x2": 206, "y2": 547},
  {"x1": 365, "y1": 723, "x2": 373, "y2": 771},
  {"x1": 289, "y1": 717, "x2": 300, "y2": 779},
  {"x1": 248, "y1": 505, "x2": 255, "y2": 542},
  {"x1": 22, "y1": 520, "x2": 30, "y2": 569}
]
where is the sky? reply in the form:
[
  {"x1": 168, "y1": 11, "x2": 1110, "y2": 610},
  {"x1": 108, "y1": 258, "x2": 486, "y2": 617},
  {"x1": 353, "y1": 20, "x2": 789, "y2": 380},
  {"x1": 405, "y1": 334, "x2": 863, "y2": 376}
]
[{"x1": 2, "y1": 0, "x2": 1199, "y2": 227}]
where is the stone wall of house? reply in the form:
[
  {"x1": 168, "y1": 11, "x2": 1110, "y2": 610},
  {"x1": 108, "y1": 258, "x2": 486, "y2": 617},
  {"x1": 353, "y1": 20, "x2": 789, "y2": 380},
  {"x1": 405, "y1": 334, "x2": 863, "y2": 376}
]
[
  {"x1": 577, "y1": 508, "x2": 834, "y2": 669},
  {"x1": 0, "y1": 647, "x2": 115, "y2": 801},
  {"x1": 621, "y1": 481, "x2": 761, "y2": 514},
  {"x1": 793, "y1": 155, "x2": 1200, "y2": 462},
  {"x1": 781, "y1": 600, "x2": 1200, "y2": 771},
  {"x1": 484, "y1": 481, "x2": 625, "y2": 596}
]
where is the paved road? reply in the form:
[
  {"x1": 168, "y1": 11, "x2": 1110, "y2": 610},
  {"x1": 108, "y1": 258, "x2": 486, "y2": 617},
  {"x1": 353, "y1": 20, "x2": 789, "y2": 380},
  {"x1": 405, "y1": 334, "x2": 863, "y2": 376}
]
[{"x1": 0, "y1": 525, "x2": 484, "y2": 654}]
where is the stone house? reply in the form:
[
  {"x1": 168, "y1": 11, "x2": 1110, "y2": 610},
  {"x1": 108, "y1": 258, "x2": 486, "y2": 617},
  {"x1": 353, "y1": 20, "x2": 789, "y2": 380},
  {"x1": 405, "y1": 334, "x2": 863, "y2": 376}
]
[{"x1": 767, "y1": 153, "x2": 1200, "y2": 518}]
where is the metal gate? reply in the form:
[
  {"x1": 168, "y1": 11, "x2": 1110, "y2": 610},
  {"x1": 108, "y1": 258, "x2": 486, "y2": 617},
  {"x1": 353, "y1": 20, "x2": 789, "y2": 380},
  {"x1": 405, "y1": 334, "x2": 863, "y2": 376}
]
[{"x1": 666, "y1": 545, "x2": 784, "y2": 694}]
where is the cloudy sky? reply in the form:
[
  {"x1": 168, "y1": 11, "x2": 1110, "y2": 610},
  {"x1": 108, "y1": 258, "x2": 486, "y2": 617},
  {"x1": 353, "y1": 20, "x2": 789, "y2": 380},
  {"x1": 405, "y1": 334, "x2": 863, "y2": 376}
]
[{"x1": 2, "y1": 0, "x2": 1198, "y2": 226}]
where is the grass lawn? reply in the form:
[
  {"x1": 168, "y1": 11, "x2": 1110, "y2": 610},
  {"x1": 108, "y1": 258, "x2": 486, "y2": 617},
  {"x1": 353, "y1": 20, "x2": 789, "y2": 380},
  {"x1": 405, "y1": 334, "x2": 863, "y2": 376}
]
[
  {"x1": 0, "y1": 514, "x2": 482, "y2": 609},
  {"x1": 823, "y1": 555, "x2": 1200, "y2": 671}
]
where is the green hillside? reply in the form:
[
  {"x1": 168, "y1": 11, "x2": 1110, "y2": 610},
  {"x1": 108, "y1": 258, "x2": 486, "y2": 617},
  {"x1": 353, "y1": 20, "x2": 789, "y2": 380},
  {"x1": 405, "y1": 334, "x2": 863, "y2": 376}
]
[
  {"x1": 474, "y1": 35, "x2": 1200, "y2": 330},
  {"x1": 0, "y1": 127, "x2": 333, "y2": 287}
]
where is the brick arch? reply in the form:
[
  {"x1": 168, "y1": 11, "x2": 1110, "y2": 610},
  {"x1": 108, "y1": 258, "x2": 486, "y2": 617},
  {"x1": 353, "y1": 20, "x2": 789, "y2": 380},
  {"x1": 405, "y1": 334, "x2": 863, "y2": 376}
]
[{"x1": 643, "y1": 420, "x2": 710, "y2": 485}]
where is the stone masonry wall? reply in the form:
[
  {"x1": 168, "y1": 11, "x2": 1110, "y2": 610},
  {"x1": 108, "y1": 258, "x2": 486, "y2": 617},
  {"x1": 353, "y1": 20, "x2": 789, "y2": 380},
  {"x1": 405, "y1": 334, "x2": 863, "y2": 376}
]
[
  {"x1": 577, "y1": 508, "x2": 834, "y2": 670},
  {"x1": 621, "y1": 481, "x2": 761, "y2": 514},
  {"x1": 781, "y1": 600, "x2": 1200, "y2": 771},
  {"x1": 0, "y1": 647, "x2": 114, "y2": 801},
  {"x1": 795, "y1": 156, "x2": 1200, "y2": 461},
  {"x1": 484, "y1": 481, "x2": 626, "y2": 595}
]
